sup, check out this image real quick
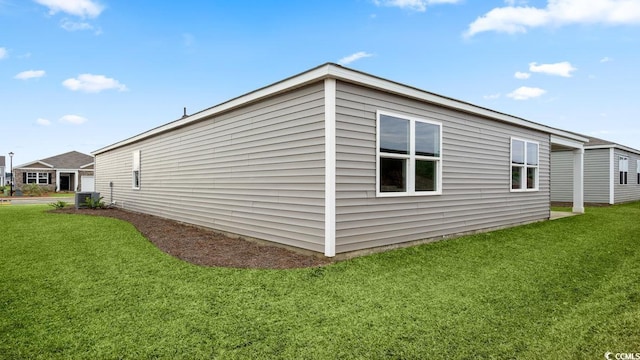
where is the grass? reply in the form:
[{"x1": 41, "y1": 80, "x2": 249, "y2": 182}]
[{"x1": 1, "y1": 204, "x2": 639, "y2": 359}]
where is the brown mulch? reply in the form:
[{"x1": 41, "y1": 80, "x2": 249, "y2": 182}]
[{"x1": 55, "y1": 208, "x2": 333, "y2": 269}]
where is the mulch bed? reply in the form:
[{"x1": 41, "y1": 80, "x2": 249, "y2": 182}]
[{"x1": 55, "y1": 208, "x2": 333, "y2": 269}]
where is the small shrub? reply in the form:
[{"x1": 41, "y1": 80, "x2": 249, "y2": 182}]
[
  {"x1": 49, "y1": 200, "x2": 68, "y2": 210},
  {"x1": 21, "y1": 183, "x2": 44, "y2": 197},
  {"x1": 85, "y1": 196, "x2": 106, "y2": 209}
]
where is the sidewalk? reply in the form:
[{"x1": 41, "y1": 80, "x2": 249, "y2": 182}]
[{"x1": 0, "y1": 196, "x2": 76, "y2": 205}]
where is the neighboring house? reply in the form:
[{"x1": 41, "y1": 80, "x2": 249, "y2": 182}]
[
  {"x1": 0, "y1": 156, "x2": 5, "y2": 186},
  {"x1": 93, "y1": 63, "x2": 587, "y2": 257},
  {"x1": 552, "y1": 136, "x2": 640, "y2": 205},
  {"x1": 14, "y1": 151, "x2": 95, "y2": 192}
]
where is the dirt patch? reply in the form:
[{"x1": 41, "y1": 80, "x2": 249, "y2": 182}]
[{"x1": 55, "y1": 208, "x2": 333, "y2": 269}]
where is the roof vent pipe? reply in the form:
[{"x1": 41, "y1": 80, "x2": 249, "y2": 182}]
[{"x1": 182, "y1": 107, "x2": 188, "y2": 119}]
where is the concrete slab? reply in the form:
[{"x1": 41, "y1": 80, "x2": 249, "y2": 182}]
[{"x1": 550, "y1": 211, "x2": 580, "y2": 220}]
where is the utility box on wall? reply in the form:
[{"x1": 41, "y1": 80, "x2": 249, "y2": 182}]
[{"x1": 75, "y1": 192, "x2": 100, "y2": 209}]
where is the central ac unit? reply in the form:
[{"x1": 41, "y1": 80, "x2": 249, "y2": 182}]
[{"x1": 75, "y1": 192, "x2": 101, "y2": 209}]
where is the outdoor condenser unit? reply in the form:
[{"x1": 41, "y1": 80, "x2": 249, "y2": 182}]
[{"x1": 75, "y1": 192, "x2": 101, "y2": 209}]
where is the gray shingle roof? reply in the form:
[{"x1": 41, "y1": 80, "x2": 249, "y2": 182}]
[
  {"x1": 0, "y1": 156, "x2": 4, "y2": 167},
  {"x1": 19, "y1": 151, "x2": 93, "y2": 169}
]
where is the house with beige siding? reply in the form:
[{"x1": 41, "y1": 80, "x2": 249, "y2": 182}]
[
  {"x1": 93, "y1": 63, "x2": 587, "y2": 257},
  {"x1": 552, "y1": 136, "x2": 640, "y2": 205},
  {"x1": 14, "y1": 151, "x2": 94, "y2": 192}
]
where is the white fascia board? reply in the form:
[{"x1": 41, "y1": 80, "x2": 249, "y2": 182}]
[
  {"x1": 93, "y1": 64, "x2": 334, "y2": 155},
  {"x1": 80, "y1": 162, "x2": 95, "y2": 169},
  {"x1": 15, "y1": 167, "x2": 55, "y2": 171},
  {"x1": 93, "y1": 63, "x2": 587, "y2": 155},
  {"x1": 14, "y1": 161, "x2": 55, "y2": 169},
  {"x1": 550, "y1": 135, "x2": 585, "y2": 149},
  {"x1": 326, "y1": 65, "x2": 588, "y2": 144},
  {"x1": 586, "y1": 144, "x2": 640, "y2": 156}
]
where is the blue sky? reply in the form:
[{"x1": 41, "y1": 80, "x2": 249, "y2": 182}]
[{"x1": 2, "y1": 0, "x2": 640, "y2": 166}]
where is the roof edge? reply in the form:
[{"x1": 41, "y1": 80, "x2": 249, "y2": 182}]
[{"x1": 94, "y1": 63, "x2": 586, "y2": 155}]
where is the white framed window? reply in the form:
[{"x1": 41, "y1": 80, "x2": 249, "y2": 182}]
[
  {"x1": 26, "y1": 172, "x2": 49, "y2": 184},
  {"x1": 27, "y1": 172, "x2": 37, "y2": 184},
  {"x1": 38, "y1": 172, "x2": 49, "y2": 184},
  {"x1": 376, "y1": 111, "x2": 442, "y2": 197},
  {"x1": 619, "y1": 156, "x2": 629, "y2": 185},
  {"x1": 511, "y1": 138, "x2": 539, "y2": 191},
  {"x1": 637, "y1": 160, "x2": 640, "y2": 185},
  {"x1": 132, "y1": 150, "x2": 141, "y2": 189}
]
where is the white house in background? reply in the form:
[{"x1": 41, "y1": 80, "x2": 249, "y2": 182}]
[
  {"x1": 93, "y1": 63, "x2": 587, "y2": 257},
  {"x1": 552, "y1": 135, "x2": 640, "y2": 205}
]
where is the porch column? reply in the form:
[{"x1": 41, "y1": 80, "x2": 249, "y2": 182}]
[
  {"x1": 56, "y1": 171, "x2": 60, "y2": 192},
  {"x1": 572, "y1": 148, "x2": 585, "y2": 213}
]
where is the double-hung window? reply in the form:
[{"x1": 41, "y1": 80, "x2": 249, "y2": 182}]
[
  {"x1": 637, "y1": 160, "x2": 640, "y2": 185},
  {"x1": 511, "y1": 138, "x2": 539, "y2": 191},
  {"x1": 619, "y1": 156, "x2": 629, "y2": 185},
  {"x1": 26, "y1": 172, "x2": 49, "y2": 184},
  {"x1": 132, "y1": 150, "x2": 141, "y2": 189},
  {"x1": 27, "y1": 172, "x2": 37, "y2": 184},
  {"x1": 38, "y1": 173, "x2": 49, "y2": 184},
  {"x1": 377, "y1": 111, "x2": 442, "y2": 196}
]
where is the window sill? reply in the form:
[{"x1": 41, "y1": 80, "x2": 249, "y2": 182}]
[{"x1": 377, "y1": 191, "x2": 442, "y2": 197}]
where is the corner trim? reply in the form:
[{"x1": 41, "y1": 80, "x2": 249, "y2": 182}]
[
  {"x1": 324, "y1": 78, "x2": 336, "y2": 257},
  {"x1": 609, "y1": 148, "x2": 615, "y2": 204}
]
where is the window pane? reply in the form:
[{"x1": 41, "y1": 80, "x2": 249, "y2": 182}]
[
  {"x1": 380, "y1": 157, "x2": 406, "y2": 192},
  {"x1": 415, "y1": 122, "x2": 440, "y2": 157},
  {"x1": 133, "y1": 170, "x2": 140, "y2": 188},
  {"x1": 511, "y1": 140, "x2": 525, "y2": 164},
  {"x1": 511, "y1": 166, "x2": 523, "y2": 189},
  {"x1": 415, "y1": 160, "x2": 436, "y2": 191},
  {"x1": 527, "y1": 167, "x2": 537, "y2": 189},
  {"x1": 380, "y1": 115, "x2": 409, "y2": 155},
  {"x1": 526, "y1": 143, "x2": 538, "y2": 165}
]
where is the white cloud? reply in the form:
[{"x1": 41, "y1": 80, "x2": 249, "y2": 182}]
[
  {"x1": 600, "y1": 56, "x2": 613, "y2": 63},
  {"x1": 59, "y1": 114, "x2": 87, "y2": 125},
  {"x1": 34, "y1": 0, "x2": 104, "y2": 18},
  {"x1": 373, "y1": 0, "x2": 460, "y2": 12},
  {"x1": 14, "y1": 70, "x2": 46, "y2": 80},
  {"x1": 338, "y1": 51, "x2": 374, "y2": 65},
  {"x1": 0, "y1": 47, "x2": 7, "y2": 59},
  {"x1": 483, "y1": 93, "x2": 501, "y2": 100},
  {"x1": 529, "y1": 61, "x2": 576, "y2": 77},
  {"x1": 514, "y1": 71, "x2": 531, "y2": 79},
  {"x1": 62, "y1": 74, "x2": 128, "y2": 93},
  {"x1": 465, "y1": 0, "x2": 640, "y2": 37},
  {"x1": 507, "y1": 86, "x2": 546, "y2": 100},
  {"x1": 60, "y1": 19, "x2": 93, "y2": 31},
  {"x1": 36, "y1": 118, "x2": 51, "y2": 126}
]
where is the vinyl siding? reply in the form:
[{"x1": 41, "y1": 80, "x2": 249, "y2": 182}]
[
  {"x1": 550, "y1": 151, "x2": 573, "y2": 202},
  {"x1": 334, "y1": 81, "x2": 550, "y2": 253},
  {"x1": 95, "y1": 82, "x2": 327, "y2": 252},
  {"x1": 551, "y1": 148, "x2": 611, "y2": 204},
  {"x1": 585, "y1": 149, "x2": 612, "y2": 204},
  {"x1": 614, "y1": 150, "x2": 640, "y2": 203}
]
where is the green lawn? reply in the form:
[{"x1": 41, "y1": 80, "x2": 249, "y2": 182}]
[{"x1": 1, "y1": 204, "x2": 639, "y2": 359}]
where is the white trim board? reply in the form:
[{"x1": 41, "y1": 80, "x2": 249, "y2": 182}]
[
  {"x1": 324, "y1": 78, "x2": 336, "y2": 257},
  {"x1": 93, "y1": 63, "x2": 587, "y2": 155}
]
